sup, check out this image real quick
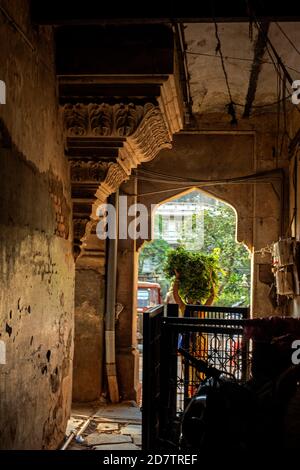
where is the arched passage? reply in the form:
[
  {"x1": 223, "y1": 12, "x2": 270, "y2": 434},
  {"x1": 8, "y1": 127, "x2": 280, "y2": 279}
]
[
  {"x1": 137, "y1": 188, "x2": 251, "y2": 339},
  {"x1": 137, "y1": 184, "x2": 254, "y2": 253},
  {"x1": 136, "y1": 131, "x2": 283, "y2": 320}
]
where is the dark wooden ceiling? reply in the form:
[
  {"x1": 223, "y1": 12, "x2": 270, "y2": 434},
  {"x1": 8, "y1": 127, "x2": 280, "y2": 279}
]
[{"x1": 31, "y1": 1, "x2": 300, "y2": 25}]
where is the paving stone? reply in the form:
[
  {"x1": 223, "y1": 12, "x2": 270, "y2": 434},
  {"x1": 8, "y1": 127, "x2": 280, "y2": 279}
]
[
  {"x1": 86, "y1": 433, "x2": 131, "y2": 446},
  {"x1": 133, "y1": 435, "x2": 142, "y2": 446},
  {"x1": 72, "y1": 403, "x2": 99, "y2": 416},
  {"x1": 67, "y1": 441, "x2": 90, "y2": 451},
  {"x1": 96, "y1": 417, "x2": 141, "y2": 425},
  {"x1": 94, "y1": 403, "x2": 141, "y2": 423},
  {"x1": 66, "y1": 417, "x2": 84, "y2": 436},
  {"x1": 96, "y1": 422, "x2": 119, "y2": 432},
  {"x1": 120, "y1": 424, "x2": 142, "y2": 436},
  {"x1": 93, "y1": 443, "x2": 140, "y2": 450}
]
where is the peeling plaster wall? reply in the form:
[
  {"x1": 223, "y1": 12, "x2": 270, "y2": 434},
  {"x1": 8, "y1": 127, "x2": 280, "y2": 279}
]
[
  {"x1": 138, "y1": 113, "x2": 289, "y2": 318},
  {"x1": 73, "y1": 249, "x2": 105, "y2": 402},
  {"x1": 0, "y1": 2, "x2": 74, "y2": 449}
]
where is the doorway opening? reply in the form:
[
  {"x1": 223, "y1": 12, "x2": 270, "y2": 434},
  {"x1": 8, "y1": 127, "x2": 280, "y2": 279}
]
[{"x1": 137, "y1": 189, "x2": 251, "y2": 398}]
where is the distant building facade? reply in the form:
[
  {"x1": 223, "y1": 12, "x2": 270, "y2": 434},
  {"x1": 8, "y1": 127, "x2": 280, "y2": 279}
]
[{"x1": 154, "y1": 191, "x2": 218, "y2": 248}]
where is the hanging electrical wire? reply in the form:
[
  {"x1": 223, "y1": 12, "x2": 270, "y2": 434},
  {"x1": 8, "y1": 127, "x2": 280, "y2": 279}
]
[
  {"x1": 135, "y1": 167, "x2": 284, "y2": 207},
  {"x1": 135, "y1": 167, "x2": 283, "y2": 187},
  {"x1": 213, "y1": 20, "x2": 237, "y2": 125},
  {"x1": 275, "y1": 22, "x2": 300, "y2": 58},
  {"x1": 234, "y1": 94, "x2": 292, "y2": 109},
  {"x1": 254, "y1": 19, "x2": 300, "y2": 115},
  {"x1": 254, "y1": 19, "x2": 293, "y2": 83},
  {"x1": 240, "y1": 14, "x2": 300, "y2": 128},
  {"x1": 276, "y1": 58, "x2": 282, "y2": 165},
  {"x1": 282, "y1": 75, "x2": 292, "y2": 144},
  {"x1": 138, "y1": 166, "x2": 283, "y2": 181},
  {"x1": 185, "y1": 16, "x2": 300, "y2": 119},
  {"x1": 186, "y1": 50, "x2": 300, "y2": 75},
  {"x1": 263, "y1": 40, "x2": 293, "y2": 159},
  {"x1": 263, "y1": 35, "x2": 298, "y2": 150},
  {"x1": 279, "y1": 73, "x2": 292, "y2": 157},
  {"x1": 251, "y1": 18, "x2": 299, "y2": 160}
]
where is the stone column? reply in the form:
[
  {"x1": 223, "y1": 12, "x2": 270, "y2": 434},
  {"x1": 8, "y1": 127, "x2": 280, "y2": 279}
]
[
  {"x1": 116, "y1": 177, "x2": 140, "y2": 402},
  {"x1": 72, "y1": 224, "x2": 106, "y2": 402},
  {"x1": 62, "y1": 97, "x2": 182, "y2": 403}
]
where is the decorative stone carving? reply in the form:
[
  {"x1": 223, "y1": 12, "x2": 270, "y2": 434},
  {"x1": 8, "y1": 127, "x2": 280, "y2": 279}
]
[
  {"x1": 64, "y1": 96, "x2": 183, "y2": 253},
  {"x1": 103, "y1": 163, "x2": 128, "y2": 191},
  {"x1": 116, "y1": 104, "x2": 172, "y2": 175},
  {"x1": 64, "y1": 104, "x2": 89, "y2": 136},
  {"x1": 91, "y1": 162, "x2": 128, "y2": 218},
  {"x1": 89, "y1": 103, "x2": 113, "y2": 136},
  {"x1": 63, "y1": 102, "x2": 152, "y2": 138},
  {"x1": 114, "y1": 103, "x2": 144, "y2": 136},
  {"x1": 121, "y1": 105, "x2": 172, "y2": 165},
  {"x1": 70, "y1": 160, "x2": 108, "y2": 182}
]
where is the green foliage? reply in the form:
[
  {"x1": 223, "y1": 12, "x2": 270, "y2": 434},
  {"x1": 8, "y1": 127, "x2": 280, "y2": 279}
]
[
  {"x1": 202, "y1": 204, "x2": 251, "y2": 307},
  {"x1": 163, "y1": 246, "x2": 220, "y2": 304},
  {"x1": 138, "y1": 238, "x2": 170, "y2": 273}
]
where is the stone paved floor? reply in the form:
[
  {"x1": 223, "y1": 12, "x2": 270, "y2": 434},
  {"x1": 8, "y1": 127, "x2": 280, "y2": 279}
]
[
  {"x1": 63, "y1": 384, "x2": 300, "y2": 451},
  {"x1": 64, "y1": 401, "x2": 142, "y2": 451}
]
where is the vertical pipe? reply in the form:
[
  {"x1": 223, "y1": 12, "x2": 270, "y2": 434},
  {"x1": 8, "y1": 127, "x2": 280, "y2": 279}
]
[{"x1": 105, "y1": 191, "x2": 119, "y2": 403}]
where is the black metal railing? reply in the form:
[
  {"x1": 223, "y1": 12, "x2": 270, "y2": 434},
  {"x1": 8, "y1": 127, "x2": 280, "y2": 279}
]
[
  {"x1": 142, "y1": 304, "x2": 164, "y2": 451},
  {"x1": 163, "y1": 317, "x2": 250, "y2": 413},
  {"x1": 179, "y1": 305, "x2": 249, "y2": 410},
  {"x1": 185, "y1": 304, "x2": 249, "y2": 320},
  {"x1": 142, "y1": 304, "x2": 251, "y2": 451}
]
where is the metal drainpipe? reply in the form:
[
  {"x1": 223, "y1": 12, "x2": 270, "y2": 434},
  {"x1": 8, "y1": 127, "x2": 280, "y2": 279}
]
[{"x1": 105, "y1": 190, "x2": 119, "y2": 403}]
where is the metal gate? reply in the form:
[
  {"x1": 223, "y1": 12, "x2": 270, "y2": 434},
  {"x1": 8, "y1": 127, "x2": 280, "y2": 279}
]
[
  {"x1": 142, "y1": 304, "x2": 250, "y2": 451},
  {"x1": 142, "y1": 305, "x2": 164, "y2": 451}
]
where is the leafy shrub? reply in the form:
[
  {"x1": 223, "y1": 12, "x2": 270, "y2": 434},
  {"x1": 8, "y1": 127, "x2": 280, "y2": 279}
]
[{"x1": 164, "y1": 246, "x2": 220, "y2": 304}]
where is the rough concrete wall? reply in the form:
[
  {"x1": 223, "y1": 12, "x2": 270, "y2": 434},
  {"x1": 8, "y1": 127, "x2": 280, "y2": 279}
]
[
  {"x1": 0, "y1": 3, "x2": 74, "y2": 449},
  {"x1": 250, "y1": 115, "x2": 288, "y2": 317},
  {"x1": 138, "y1": 114, "x2": 289, "y2": 318}
]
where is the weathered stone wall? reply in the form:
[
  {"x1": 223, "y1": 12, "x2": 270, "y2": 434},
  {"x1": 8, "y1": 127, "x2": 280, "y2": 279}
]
[
  {"x1": 0, "y1": 2, "x2": 74, "y2": 449},
  {"x1": 73, "y1": 234, "x2": 105, "y2": 402},
  {"x1": 138, "y1": 113, "x2": 289, "y2": 318}
]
